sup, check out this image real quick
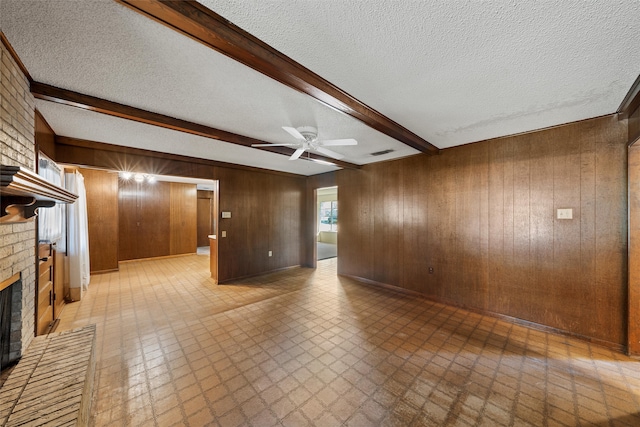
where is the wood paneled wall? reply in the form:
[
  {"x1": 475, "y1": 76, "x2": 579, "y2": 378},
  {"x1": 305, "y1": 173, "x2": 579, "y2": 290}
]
[
  {"x1": 170, "y1": 182, "x2": 197, "y2": 255},
  {"x1": 628, "y1": 142, "x2": 640, "y2": 355},
  {"x1": 627, "y1": 98, "x2": 640, "y2": 355},
  {"x1": 216, "y1": 168, "x2": 304, "y2": 282},
  {"x1": 79, "y1": 168, "x2": 119, "y2": 273},
  {"x1": 57, "y1": 139, "x2": 306, "y2": 281},
  {"x1": 338, "y1": 115, "x2": 628, "y2": 347},
  {"x1": 630, "y1": 103, "x2": 640, "y2": 145},
  {"x1": 118, "y1": 180, "x2": 196, "y2": 261},
  {"x1": 35, "y1": 111, "x2": 56, "y2": 161},
  {"x1": 119, "y1": 179, "x2": 170, "y2": 260}
]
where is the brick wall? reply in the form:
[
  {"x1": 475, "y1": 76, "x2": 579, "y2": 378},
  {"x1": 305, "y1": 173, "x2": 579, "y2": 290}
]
[{"x1": 1, "y1": 39, "x2": 37, "y2": 357}]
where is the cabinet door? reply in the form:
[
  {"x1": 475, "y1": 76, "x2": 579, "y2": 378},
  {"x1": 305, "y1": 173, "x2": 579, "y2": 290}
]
[
  {"x1": 37, "y1": 243, "x2": 54, "y2": 335},
  {"x1": 52, "y1": 248, "x2": 65, "y2": 319}
]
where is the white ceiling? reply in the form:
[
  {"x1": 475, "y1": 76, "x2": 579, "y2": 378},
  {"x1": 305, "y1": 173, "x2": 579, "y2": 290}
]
[{"x1": 1, "y1": 0, "x2": 639, "y2": 176}]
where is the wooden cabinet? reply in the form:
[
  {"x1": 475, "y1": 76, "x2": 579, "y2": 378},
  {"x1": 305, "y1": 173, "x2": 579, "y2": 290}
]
[{"x1": 36, "y1": 242, "x2": 66, "y2": 336}]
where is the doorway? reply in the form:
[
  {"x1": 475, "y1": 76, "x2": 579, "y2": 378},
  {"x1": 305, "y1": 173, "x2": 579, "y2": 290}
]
[
  {"x1": 196, "y1": 182, "x2": 219, "y2": 254},
  {"x1": 317, "y1": 186, "x2": 338, "y2": 260}
]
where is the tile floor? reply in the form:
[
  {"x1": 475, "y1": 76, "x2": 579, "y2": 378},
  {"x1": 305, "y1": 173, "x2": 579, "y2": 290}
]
[{"x1": 56, "y1": 255, "x2": 640, "y2": 426}]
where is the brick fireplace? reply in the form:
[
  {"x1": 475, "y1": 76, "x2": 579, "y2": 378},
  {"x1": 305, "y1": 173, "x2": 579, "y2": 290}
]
[
  {"x1": 0, "y1": 274, "x2": 22, "y2": 370},
  {"x1": 1, "y1": 37, "x2": 38, "y2": 363}
]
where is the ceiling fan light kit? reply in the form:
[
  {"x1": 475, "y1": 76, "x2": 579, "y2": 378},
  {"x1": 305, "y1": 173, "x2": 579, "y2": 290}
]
[{"x1": 251, "y1": 126, "x2": 358, "y2": 161}]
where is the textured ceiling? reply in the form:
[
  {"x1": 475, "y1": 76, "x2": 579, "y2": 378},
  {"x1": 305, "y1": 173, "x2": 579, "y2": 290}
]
[
  {"x1": 1, "y1": 0, "x2": 639, "y2": 176},
  {"x1": 205, "y1": 0, "x2": 640, "y2": 148}
]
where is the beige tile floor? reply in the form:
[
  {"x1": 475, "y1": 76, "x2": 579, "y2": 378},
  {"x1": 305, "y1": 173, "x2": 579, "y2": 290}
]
[{"x1": 57, "y1": 255, "x2": 640, "y2": 426}]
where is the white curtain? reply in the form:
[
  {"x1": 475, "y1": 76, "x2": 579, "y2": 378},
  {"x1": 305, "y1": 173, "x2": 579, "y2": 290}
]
[
  {"x1": 38, "y1": 156, "x2": 65, "y2": 250},
  {"x1": 65, "y1": 171, "x2": 90, "y2": 297}
]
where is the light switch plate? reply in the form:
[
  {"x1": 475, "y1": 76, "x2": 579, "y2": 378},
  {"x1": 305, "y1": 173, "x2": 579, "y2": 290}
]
[
  {"x1": 221, "y1": 211, "x2": 231, "y2": 219},
  {"x1": 221, "y1": 231, "x2": 227, "y2": 237},
  {"x1": 557, "y1": 208, "x2": 573, "y2": 219}
]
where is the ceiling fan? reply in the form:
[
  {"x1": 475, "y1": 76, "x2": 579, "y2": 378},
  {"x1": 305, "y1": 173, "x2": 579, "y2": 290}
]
[{"x1": 252, "y1": 126, "x2": 357, "y2": 161}]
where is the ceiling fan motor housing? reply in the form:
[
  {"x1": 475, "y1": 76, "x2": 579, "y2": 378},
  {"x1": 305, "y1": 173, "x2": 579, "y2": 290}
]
[{"x1": 297, "y1": 126, "x2": 318, "y2": 142}]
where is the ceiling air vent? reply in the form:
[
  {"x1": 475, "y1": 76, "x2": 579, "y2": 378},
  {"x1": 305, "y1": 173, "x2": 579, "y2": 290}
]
[{"x1": 370, "y1": 149, "x2": 395, "y2": 156}]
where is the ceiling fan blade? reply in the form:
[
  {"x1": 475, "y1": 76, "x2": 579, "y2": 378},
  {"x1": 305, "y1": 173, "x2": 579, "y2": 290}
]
[
  {"x1": 282, "y1": 126, "x2": 307, "y2": 142},
  {"x1": 315, "y1": 147, "x2": 345, "y2": 160},
  {"x1": 289, "y1": 148, "x2": 306, "y2": 161},
  {"x1": 251, "y1": 143, "x2": 299, "y2": 147},
  {"x1": 320, "y1": 138, "x2": 358, "y2": 146}
]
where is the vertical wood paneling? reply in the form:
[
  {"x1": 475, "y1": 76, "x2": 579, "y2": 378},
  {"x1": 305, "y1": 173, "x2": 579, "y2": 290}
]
[
  {"x1": 117, "y1": 179, "x2": 138, "y2": 262},
  {"x1": 336, "y1": 168, "x2": 366, "y2": 278},
  {"x1": 628, "y1": 142, "x2": 640, "y2": 354},
  {"x1": 170, "y1": 182, "x2": 197, "y2": 255},
  {"x1": 80, "y1": 168, "x2": 119, "y2": 272},
  {"x1": 528, "y1": 133, "x2": 554, "y2": 322},
  {"x1": 593, "y1": 116, "x2": 627, "y2": 345},
  {"x1": 119, "y1": 180, "x2": 171, "y2": 260},
  {"x1": 35, "y1": 110, "x2": 56, "y2": 161},
  {"x1": 511, "y1": 137, "x2": 531, "y2": 315},
  {"x1": 373, "y1": 161, "x2": 402, "y2": 286},
  {"x1": 338, "y1": 115, "x2": 628, "y2": 347},
  {"x1": 487, "y1": 139, "x2": 505, "y2": 310},
  {"x1": 628, "y1": 104, "x2": 640, "y2": 355},
  {"x1": 197, "y1": 196, "x2": 213, "y2": 247},
  {"x1": 579, "y1": 123, "x2": 597, "y2": 337},
  {"x1": 217, "y1": 168, "x2": 305, "y2": 282},
  {"x1": 552, "y1": 124, "x2": 582, "y2": 332},
  {"x1": 401, "y1": 155, "x2": 427, "y2": 292},
  {"x1": 629, "y1": 105, "x2": 640, "y2": 144},
  {"x1": 438, "y1": 151, "x2": 457, "y2": 301},
  {"x1": 136, "y1": 181, "x2": 170, "y2": 259}
]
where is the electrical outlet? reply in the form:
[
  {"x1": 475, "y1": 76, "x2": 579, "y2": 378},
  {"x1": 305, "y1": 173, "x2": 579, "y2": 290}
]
[
  {"x1": 428, "y1": 267, "x2": 434, "y2": 274},
  {"x1": 557, "y1": 208, "x2": 573, "y2": 219},
  {"x1": 221, "y1": 231, "x2": 226, "y2": 238},
  {"x1": 268, "y1": 251, "x2": 272, "y2": 257}
]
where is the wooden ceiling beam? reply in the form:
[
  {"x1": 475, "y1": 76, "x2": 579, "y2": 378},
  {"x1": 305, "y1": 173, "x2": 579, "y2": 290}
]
[
  {"x1": 116, "y1": 0, "x2": 440, "y2": 155},
  {"x1": 31, "y1": 82, "x2": 360, "y2": 170}
]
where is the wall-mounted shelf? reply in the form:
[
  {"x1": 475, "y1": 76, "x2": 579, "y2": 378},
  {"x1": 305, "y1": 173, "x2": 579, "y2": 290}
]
[{"x1": 1, "y1": 165, "x2": 77, "y2": 223}]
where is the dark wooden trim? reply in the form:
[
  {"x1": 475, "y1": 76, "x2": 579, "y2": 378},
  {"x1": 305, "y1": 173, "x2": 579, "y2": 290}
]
[
  {"x1": 1, "y1": 166, "x2": 77, "y2": 204},
  {"x1": 1, "y1": 165, "x2": 77, "y2": 223},
  {"x1": 618, "y1": 74, "x2": 640, "y2": 119},
  {"x1": 56, "y1": 135, "x2": 307, "y2": 178},
  {"x1": 0, "y1": 31, "x2": 32, "y2": 83},
  {"x1": 32, "y1": 82, "x2": 360, "y2": 170},
  {"x1": 0, "y1": 272, "x2": 21, "y2": 293},
  {"x1": 341, "y1": 273, "x2": 626, "y2": 354},
  {"x1": 115, "y1": 0, "x2": 439, "y2": 155}
]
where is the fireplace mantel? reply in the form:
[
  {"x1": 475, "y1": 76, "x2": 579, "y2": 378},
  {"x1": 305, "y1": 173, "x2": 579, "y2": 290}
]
[{"x1": 1, "y1": 165, "x2": 77, "y2": 223}]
